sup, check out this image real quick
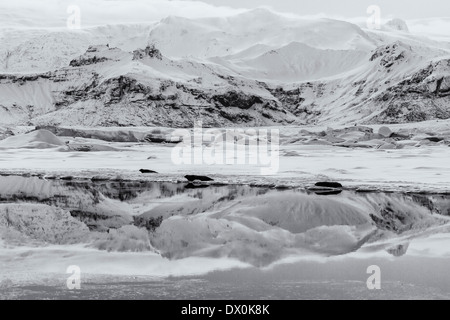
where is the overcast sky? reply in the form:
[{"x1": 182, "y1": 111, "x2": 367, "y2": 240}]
[
  {"x1": 182, "y1": 0, "x2": 450, "y2": 19},
  {"x1": 0, "y1": 0, "x2": 449, "y2": 30}
]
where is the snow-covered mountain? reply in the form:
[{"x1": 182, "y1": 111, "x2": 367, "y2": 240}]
[{"x1": 0, "y1": 8, "x2": 449, "y2": 127}]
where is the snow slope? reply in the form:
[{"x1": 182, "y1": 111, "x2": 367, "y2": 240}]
[{"x1": 0, "y1": 8, "x2": 449, "y2": 127}]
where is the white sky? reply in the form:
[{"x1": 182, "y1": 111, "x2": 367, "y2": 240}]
[
  {"x1": 184, "y1": 0, "x2": 450, "y2": 20},
  {"x1": 0, "y1": 0, "x2": 449, "y2": 36},
  {"x1": 0, "y1": 0, "x2": 244, "y2": 28}
]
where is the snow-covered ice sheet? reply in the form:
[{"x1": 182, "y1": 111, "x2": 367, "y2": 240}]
[{"x1": 0, "y1": 123, "x2": 450, "y2": 192}]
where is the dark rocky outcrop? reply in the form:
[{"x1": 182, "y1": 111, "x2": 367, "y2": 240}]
[
  {"x1": 69, "y1": 56, "x2": 109, "y2": 67},
  {"x1": 132, "y1": 44, "x2": 163, "y2": 60},
  {"x1": 212, "y1": 91, "x2": 264, "y2": 110},
  {"x1": 369, "y1": 42, "x2": 409, "y2": 69},
  {"x1": 371, "y1": 59, "x2": 450, "y2": 123}
]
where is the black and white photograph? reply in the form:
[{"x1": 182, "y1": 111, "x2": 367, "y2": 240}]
[{"x1": 0, "y1": 0, "x2": 450, "y2": 303}]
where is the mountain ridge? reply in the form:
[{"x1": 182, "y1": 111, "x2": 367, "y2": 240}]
[{"x1": 0, "y1": 10, "x2": 449, "y2": 127}]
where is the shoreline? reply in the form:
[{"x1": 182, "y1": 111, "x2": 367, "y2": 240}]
[{"x1": 1, "y1": 169, "x2": 450, "y2": 195}]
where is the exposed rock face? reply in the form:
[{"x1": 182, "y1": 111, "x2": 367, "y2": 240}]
[
  {"x1": 69, "y1": 45, "x2": 112, "y2": 67},
  {"x1": 369, "y1": 42, "x2": 409, "y2": 70},
  {"x1": 69, "y1": 56, "x2": 109, "y2": 67},
  {"x1": 371, "y1": 59, "x2": 450, "y2": 123},
  {"x1": 212, "y1": 91, "x2": 263, "y2": 110},
  {"x1": 132, "y1": 44, "x2": 163, "y2": 60}
]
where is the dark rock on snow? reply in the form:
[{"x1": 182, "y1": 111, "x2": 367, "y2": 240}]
[
  {"x1": 140, "y1": 169, "x2": 158, "y2": 174},
  {"x1": 185, "y1": 175, "x2": 214, "y2": 182},
  {"x1": 314, "y1": 182, "x2": 343, "y2": 189}
]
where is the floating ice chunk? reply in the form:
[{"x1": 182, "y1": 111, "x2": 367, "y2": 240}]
[{"x1": 0, "y1": 129, "x2": 65, "y2": 149}]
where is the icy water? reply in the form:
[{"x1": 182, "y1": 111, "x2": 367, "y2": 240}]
[
  {"x1": 4, "y1": 256, "x2": 450, "y2": 300},
  {"x1": 1, "y1": 175, "x2": 450, "y2": 299}
]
